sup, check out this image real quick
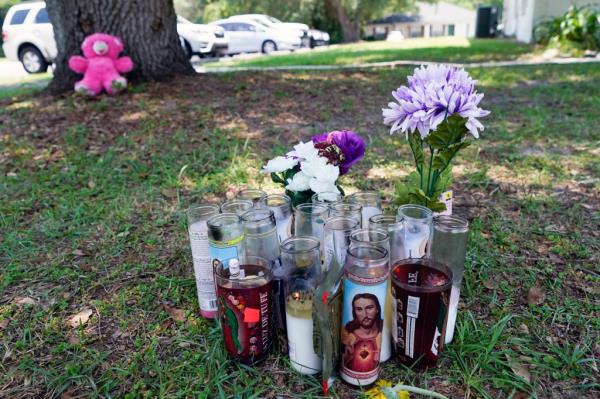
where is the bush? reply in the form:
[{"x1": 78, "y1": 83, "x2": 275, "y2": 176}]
[{"x1": 534, "y1": 5, "x2": 600, "y2": 54}]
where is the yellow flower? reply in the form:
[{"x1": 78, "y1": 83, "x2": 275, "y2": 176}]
[{"x1": 365, "y1": 380, "x2": 410, "y2": 399}]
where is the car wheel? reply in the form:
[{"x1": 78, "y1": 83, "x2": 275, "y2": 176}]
[
  {"x1": 261, "y1": 40, "x2": 277, "y2": 54},
  {"x1": 19, "y1": 46, "x2": 48, "y2": 74}
]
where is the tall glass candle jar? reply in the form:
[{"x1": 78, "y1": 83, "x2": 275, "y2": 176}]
[
  {"x1": 391, "y1": 259, "x2": 452, "y2": 369},
  {"x1": 241, "y1": 209, "x2": 280, "y2": 265},
  {"x1": 322, "y1": 216, "x2": 360, "y2": 273},
  {"x1": 348, "y1": 191, "x2": 382, "y2": 229},
  {"x1": 215, "y1": 256, "x2": 273, "y2": 365},
  {"x1": 370, "y1": 214, "x2": 404, "y2": 264},
  {"x1": 328, "y1": 203, "x2": 362, "y2": 227},
  {"x1": 396, "y1": 204, "x2": 433, "y2": 259},
  {"x1": 294, "y1": 203, "x2": 329, "y2": 242},
  {"x1": 187, "y1": 204, "x2": 220, "y2": 319},
  {"x1": 348, "y1": 229, "x2": 393, "y2": 363},
  {"x1": 260, "y1": 194, "x2": 292, "y2": 243},
  {"x1": 311, "y1": 191, "x2": 342, "y2": 205},
  {"x1": 340, "y1": 244, "x2": 389, "y2": 386},
  {"x1": 237, "y1": 188, "x2": 267, "y2": 207},
  {"x1": 281, "y1": 236, "x2": 322, "y2": 375},
  {"x1": 221, "y1": 199, "x2": 254, "y2": 216},
  {"x1": 207, "y1": 213, "x2": 245, "y2": 272},
  {"x1": 429, "y1": 215, "x2": 469, "y2": 344}
]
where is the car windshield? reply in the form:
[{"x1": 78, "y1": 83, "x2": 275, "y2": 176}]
[
  {"x1": 266, "y1": 16, "x2": 281, "y2": 24},
  {"x1": 177, "y1": 16, "x2": 192, "y2": 24}
]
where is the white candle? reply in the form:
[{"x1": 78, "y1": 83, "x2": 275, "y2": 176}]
[
  {"x1": 361, "y1": 206, "x2": 381, "y2": 229},
  {"x1": 445, "y1": 285, "x2": 460, "y2": 344},
  {"x1": 403, "y1": 223, "x2": 430, "y2": 259},
  {"x1": 380, "y1": 284, "x2": 392, "y2": 362},
  {"x1": 188, "y1": 220, "x2": 218, "y2": 315},
  {"x1": 286, "y1": 294, "x2": 321, "y2": 375}
]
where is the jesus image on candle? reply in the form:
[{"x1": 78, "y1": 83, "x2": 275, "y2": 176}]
[{"x1": 341, "y1": 293, "x2": 383, "y2": 372}]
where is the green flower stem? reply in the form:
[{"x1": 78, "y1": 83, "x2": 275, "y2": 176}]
[
  {"x1": 382, "y1": 385, "x2": 449, "y2": 399},
  {"x1": 425, "y1": 144, "x2": 434, "y2": 198}
]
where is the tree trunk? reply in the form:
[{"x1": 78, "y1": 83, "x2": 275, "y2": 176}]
[
  {"x1": 325, "y1": 0, "x2": 361, "y2": 42},
  {"x1": 45, "y1": 0, "x2": 194, "y2": 94}
]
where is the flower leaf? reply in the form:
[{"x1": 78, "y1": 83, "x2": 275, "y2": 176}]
[
  {"x1": 432, "y1": 142, "x2": 470, "y2": 170},
  {"x1": 426, "y1": 114, "x2": 469, "y2": 149},
  {"x1": 408, "y1": 132, "x2": 425, "y2": 168},
  {"x1": 271, "y1": 172, "x2": 285, "y2": 185}
]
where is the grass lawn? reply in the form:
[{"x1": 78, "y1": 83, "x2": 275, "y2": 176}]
[
  {"x1": 0, "y1": 58, "x2": 51, "y2": 99},
  {"x1": 203, "y1": 38, "x2": 534, "y2": 69},
  {"x1": 0, "y1": 63, "x2": 599, "y2": 399}
]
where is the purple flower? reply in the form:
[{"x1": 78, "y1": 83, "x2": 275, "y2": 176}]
[
  {"x1": 313, "y1": 130, "x2": 365, "y2": 175},
  {"x1": 382, "y1": 64, "x2": 490, "y2": 139}
]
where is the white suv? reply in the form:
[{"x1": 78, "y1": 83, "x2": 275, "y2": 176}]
[
  {"x1": 2, "y1": 1, "x2": 56, "y2": 73},
  {"x1": 2, "y1": 1, "x2": 229, "y2": 74}
]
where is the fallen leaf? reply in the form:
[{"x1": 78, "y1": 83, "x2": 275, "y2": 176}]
[
  {"x1": 513, "y1": 392, "x2": 530, "y2": 399},
  {"x1": 71, "y1": 249, "x2": 86, "y2": 256},
  {"x1": 527, "y1": 287, "x2": 545, "y2": 306},
  {"x1": 0, "y1": 319, "x2": 9, "y2": 330},
  {"x1": 68, "y1": 309, "x2": 93, "y2": 328},
  {"x1": 508, "y1": 356, "x2": 532, "y2": 383},
  {"x1": 14, "y1": 297, "x2": 37, "y2": 306},
  {"x1": 483, "y1": 279, "x2": 496, "y2": 290},
  {"x1": 519, "y1": 323, "x2": 530, "y2": 334},
  {"x1": 88, "y1": 180, "x2": 96, "y2": 189},
  {"x1": 161, "y1": 188, "x2": 177, "y2": 198},
  {"x1": 67, "y1": 335, "x2": 80, "y2": 345},
  {"x1": 163, "y1": 304, "x2": 186, "y2": 322}
]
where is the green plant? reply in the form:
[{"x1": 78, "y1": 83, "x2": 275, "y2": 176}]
[{"x1": 534, "y1": 5, "x2": 600, "y2": 52}]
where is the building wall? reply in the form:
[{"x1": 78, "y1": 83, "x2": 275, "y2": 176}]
[{"x1": 503, "y1": 0, "x2": 594, "y2": 43}]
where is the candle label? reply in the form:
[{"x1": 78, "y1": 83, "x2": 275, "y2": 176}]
[
  {"x1": 216, "y1": 279, "x2": 272, "y2": 363},
  {"x1": 209, "y1": 234, "x2": 244, "y2": 270},
  {"x1": 340, "y1": 270, "x2": 389, "y2": 385},
  {"x1": 435, "y1": 190, "x2": 453, "y2": 216}
]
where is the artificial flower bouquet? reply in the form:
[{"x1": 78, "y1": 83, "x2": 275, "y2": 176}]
[
  {"x1": 263, "y1": 130, "x2": 366, "y2": 207},
  {"x1": 382, "y1": 64, "x2": 490, "y2": 212}
]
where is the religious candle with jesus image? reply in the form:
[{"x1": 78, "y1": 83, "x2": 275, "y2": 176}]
[
  {"x1": 215, "y1": 258, "x2": 273, "y2": 365},
  {"x1": 340, "y1": 244, "x2": 389, "y2": 386}
]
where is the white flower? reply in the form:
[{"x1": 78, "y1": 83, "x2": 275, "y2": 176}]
[
  {"x1": 263, "y1": 156, "x2": 298, "y2": 173},
  {"x1": 300, "y1": 156, "x2": 328, "y2": 178},
  {"x1": 287, "y1": 141, "x2": 319, "y2": 161},
  {"x1": 310, "y1": 179, "x2": 340, "y2": 195},
  {"x1": 285, "y1": 171, "x2": 311, "y2": 192},
  {"x1": 313, "y1": 162, "x2": 339, "y2": 183}
]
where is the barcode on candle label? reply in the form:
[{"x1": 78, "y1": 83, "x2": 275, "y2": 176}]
[{"x1": 405, "y1": 296, "x2": 420, "y2": 358}]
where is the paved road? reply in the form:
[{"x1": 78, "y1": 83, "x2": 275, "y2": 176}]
[{"x1": 0, "y1": 59, "x2": 32, "y2": 80}]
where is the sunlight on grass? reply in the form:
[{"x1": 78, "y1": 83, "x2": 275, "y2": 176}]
[{"x1": 205, "y1": 38, "x2": 532, "y2": 68}]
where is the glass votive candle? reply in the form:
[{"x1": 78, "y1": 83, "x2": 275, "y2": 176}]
[
  {"x1": 294, "y1": 203, "x2": 329, "y2": 242},
  {"x1": 221, "y1": 199, "x2": 254, "y2": 216},
  {"x1": 348, "y1": 191, "x2": 382, "y2": 229},
  {"x1": 396, "y1": 204, "x2": 433, "y2": 259},
  {"x1": 215, "y1": 256, "x2": 273, "y2": 365},
  {"x1": 311, "y1": 191, "x2": 342, "y2": 205},
  {"x1": 260, "y1": 194, "x2": 292, "y2": 243},
  {"x1": 370, "y1": 214, "x2": 404, "y2": 265},
  {"x1": 237, "y1": 188, "x2": 267, "y2": 207},
  {"x1": 428, "y1": 215, "x2": 469, "y2": 344},
  {"x1": 322, "y1": 216, "x2": 360, "y2": 273},
  {"x1": 280, "y1": 236, "x2": 322, "y2": 375},
  {"x1": 328, "y1": 202, "x2": 362, "y2": 227},
  {"x1": 391, "y1": 258, "x2": 452, "y2": 369},
  {"x1": 187, "y1": 203, "x2": 220, "y2": 319}
]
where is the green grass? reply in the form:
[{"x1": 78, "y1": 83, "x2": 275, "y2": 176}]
[
  {"x1": 0, "y1": 63, "x2": 598, "y2": 398},
  {"x1": 204, "y1": 38, "x2": 534, "y2": 69}
]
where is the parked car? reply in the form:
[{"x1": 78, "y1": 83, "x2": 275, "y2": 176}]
[
  {"x1": 229, "y1": 14, "x2": 329, "y2": 48},
  {"x1": 1, "y1": 1, "x2": 55, "y2": 73},
  {"x1": 177, "y1": 16, "x2": 228, "y2": 59},
  {"x1": 1, "y1": 0, "x2": 226, "y2": 74},
  {"x1": 209, "y1": 19, "x2": 301, "y2": 54}
]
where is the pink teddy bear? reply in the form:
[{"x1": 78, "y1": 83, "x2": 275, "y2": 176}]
[{"x1": 69, "y1": 33, "x2": 134, "y2": 96}]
